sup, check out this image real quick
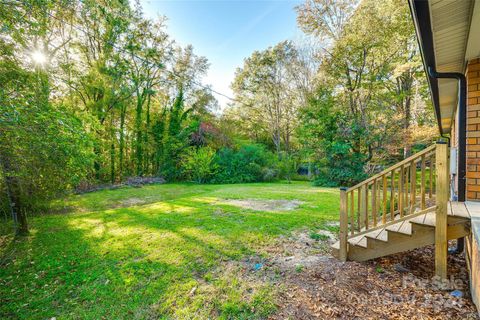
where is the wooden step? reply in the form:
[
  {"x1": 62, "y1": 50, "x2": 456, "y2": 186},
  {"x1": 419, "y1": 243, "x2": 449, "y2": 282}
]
[
  {"x1": 386, "y1": 220, "x2": 412, "y2": 236},
  {"x1": 410, "y1": 211, "x2": 436, "y2": 226},
  {"x1": 365, "y1": 229, "x2": 388, "y2": 242},
  {"x1": 350, "y1": 236, "x2": 367, "y2": 248}
]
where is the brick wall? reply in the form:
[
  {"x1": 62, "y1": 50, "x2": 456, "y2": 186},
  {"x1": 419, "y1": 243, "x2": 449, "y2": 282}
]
[{"x1": 466, "y1": 58, "x2": 480, "y2": 200}]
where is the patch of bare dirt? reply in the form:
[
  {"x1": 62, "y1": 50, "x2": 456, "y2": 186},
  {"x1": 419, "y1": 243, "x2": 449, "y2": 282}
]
[
  {"x1": 230, "y1": 230, "x2": 479, "y2": 319},
  {"x1": 110, "y1": 196, "x2": 159, "y2": 209},
  {"x1": 223, "y1": 199, "x2": 303, "y2": 211},
  {"x1": 117, "y1": 197, "x2": 148, "y2": 207},
  {"x1": 260, "y1": 230, "x2": 334, "y2": 270}
]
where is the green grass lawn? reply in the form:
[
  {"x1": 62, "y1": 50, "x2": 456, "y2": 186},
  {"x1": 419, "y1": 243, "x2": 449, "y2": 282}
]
[{"x1": 0, "y1": 182, "x2": 339, "y2": 319}]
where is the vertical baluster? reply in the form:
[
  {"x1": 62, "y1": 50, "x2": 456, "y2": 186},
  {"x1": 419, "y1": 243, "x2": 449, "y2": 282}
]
[
  {"x1": 377, "y1": 178, "x2": 381, "y2": 216},
  {"x1": 390, "y1": 170, "x2": 395, "y2": 220},
  {"x1": 404, "y1": 165, "x2": 409, "y2": 214},
  {"x1": 382, "y1": 174, "x2": 387, "y2": 224},
  {"x1": 365, "y1": 184, "x2": 369, "y2": 230},
  {"x1": 410, "y1": 160, "x2": 416, "y2": 214},
  {"x1": 350, "y1": 191, "x2": 354, "y2": 236},
  {"x1": 357, "y1": 188, "x2": 361, "y2": 231},
  {"x1": 372, "y1": 180, "x2": 377, "y2": 227},
  {"x1": 421, "y1": 154, "x2": 426, "y2": 209},
  {"x1": 399, "y1": 165, "x2": 404, "y2": 217}
]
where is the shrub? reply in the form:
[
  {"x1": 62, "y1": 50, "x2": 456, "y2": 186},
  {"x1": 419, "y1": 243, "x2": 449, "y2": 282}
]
[
  {"x1": 213, "y1": 144, "x2": 276, "y2": 183},
  {"x1": 181, "y1": 146, "x2": 218, "y2": 183},
  {"x1": 261, "y1": 168, "x2": 277, "y2": 182},
  {"x1": 277, "y1": 152, "x2": 297, "y2": 183},
  {"x1": 312, "y1": 147, "x2": 368, "y2": 187}
]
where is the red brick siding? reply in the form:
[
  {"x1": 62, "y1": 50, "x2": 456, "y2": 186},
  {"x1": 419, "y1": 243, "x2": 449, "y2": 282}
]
[{"x1": 466, "y1": 58, "x2": 480, "y2": 200}]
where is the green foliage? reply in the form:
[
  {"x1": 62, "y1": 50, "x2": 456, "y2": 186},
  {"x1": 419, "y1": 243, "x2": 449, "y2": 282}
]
[
  {"x1": 213, "y1": 144, "x2": 276, "y2": 183},
  {"x1": 277, "y1": 152, "x2": 297, "y2": 183},
  {"x1": 298, "y1": 88, "x2": 368, "y2": 187},
  {"x1": 0, "y1": 100, "x2": 94, "y2": 212},
  {"x1": 0, "y1": 40, "x2": 93, "y2": 224},
  {"x1": 181, "y1": 147, "x2": 218, "y2": 183},
  {"x1": 0, "y1": 0, "x2": 219, "y2": 234},
  {"x1": 312, "y1": 140, "x2": 368, "y2": 187},
  {"x1": 159, "y1": 92, "x2": 192, "y2": 181},
  {"x1": 296, "y1": 0, "x2": 436, "y2": 185},
  {"x1": 0, "y1": 0, "x2": 439, "y2": 235}
]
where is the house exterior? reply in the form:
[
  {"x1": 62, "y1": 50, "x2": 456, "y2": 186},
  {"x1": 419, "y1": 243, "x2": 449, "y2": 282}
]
[
  {"x1": 333, "y1": 0, "x2": 480, "y2": 311},
  {"x1": 410, "y1": 0, "x2": 480, "y2": 309}
]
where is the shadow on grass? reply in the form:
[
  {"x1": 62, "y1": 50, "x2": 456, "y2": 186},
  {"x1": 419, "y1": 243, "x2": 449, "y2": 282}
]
[
  {"x1": 0, "y1": 184, "x2": 338, "y2": 319},
  {"x1": 0, "y1": 215, "x2": 180, "y2": 319}
]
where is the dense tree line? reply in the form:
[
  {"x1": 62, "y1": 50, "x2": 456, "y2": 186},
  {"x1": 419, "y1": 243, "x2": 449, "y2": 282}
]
[
  {"x1": 227, "y1": 0, "x2": 436, "y2": 185},
  {"x1": 0, "y1": 0, "x2": 437, "y2": 235},
  {"x1": 0, "y1": 0, "x2": 220, "y2": 234}
]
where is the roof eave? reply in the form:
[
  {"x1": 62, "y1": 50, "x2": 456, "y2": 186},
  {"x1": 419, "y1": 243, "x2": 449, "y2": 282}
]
[{"x1": 408, "y1": 0, "x2": 445, "y2": 135}]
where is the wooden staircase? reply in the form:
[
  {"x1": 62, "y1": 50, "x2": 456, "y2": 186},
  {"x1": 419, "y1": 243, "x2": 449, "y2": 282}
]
[
  {"x1": 332, "y1": 204, "x2": 471, "y2": 261},
  {"x1": 332, "y1": 143, "x2": 471, "y2": 270}
]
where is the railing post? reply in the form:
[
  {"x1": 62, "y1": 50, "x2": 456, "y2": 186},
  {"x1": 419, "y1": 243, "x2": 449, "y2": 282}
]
[
  {"x1": 435, "y1": 141, "x2": 449, "y2": 279},
  {"x1": 339, "y1": 187, "x2": 348, "y2": 262}
]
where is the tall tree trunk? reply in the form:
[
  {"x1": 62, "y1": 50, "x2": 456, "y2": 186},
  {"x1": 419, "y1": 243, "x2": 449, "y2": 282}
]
[
  {"x1": 94, "y1": 97, "x2": 106, "y2": 180},
  {"x1": 0, "y1": 154, "x2": 28, "y2": 235},
  {"x1": 144, "y1": 94, "x2": 151, "y2": 175},
  {"x1": 119, "y1": 104, "x2": 126, "y2": 179},
  {"x1": 94, "y1": 143, "x2": 101, "y2": 180},
  {"x1": 135, "y1": 92, "x2": 144, "y2": 176},
  {"x1": 284, "y1": 121, "x2": 291, "y2": 153},
  {"x1": 36, "y1": 69, "x2": 50, "y2": 107},
  {"x1": 273, "y1": 129, "x2": 281, "y2": 154},
  {"x1": 110, "y1": 115, "x2": 115, "y2": 184}
]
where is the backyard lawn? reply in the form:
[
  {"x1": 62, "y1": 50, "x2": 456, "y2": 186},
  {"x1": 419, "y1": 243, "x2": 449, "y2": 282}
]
[{"x1": 0, "y1": 182, "x2": 339, "y2": 319}]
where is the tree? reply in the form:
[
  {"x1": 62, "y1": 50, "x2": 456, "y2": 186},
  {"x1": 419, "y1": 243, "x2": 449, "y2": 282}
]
[
  {"x1": 126, "y1": 10, "x2": 171, "y2": 176},
  {"x1": 296, "y1": 0, "x2": 435, "y2": 180},
  {"x1": 231, "y1": 41, "x2": 305, "y2": 154},
  {"x1": 0, "y1": 0, "x2": 95, "y2": 234},
  {"x1": 0, "y1": 47, "x2": 93, "y2": 234},
  {"x1": 0, "y1": 0, "x2": 218, "y2": 232},
  {"x1": 298, "y1": 88, "x2": 367, "y2": 186}
]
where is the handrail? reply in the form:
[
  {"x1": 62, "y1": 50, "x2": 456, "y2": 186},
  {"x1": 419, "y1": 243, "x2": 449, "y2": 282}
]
[{"x1": 347, "y1": 144, "x2": 436, "y2": 192}]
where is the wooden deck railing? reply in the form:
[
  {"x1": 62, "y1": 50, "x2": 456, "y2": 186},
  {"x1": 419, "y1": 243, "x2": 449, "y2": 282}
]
[{"x1": 338, "y1": 143, "x2": 440, "y2": 261}]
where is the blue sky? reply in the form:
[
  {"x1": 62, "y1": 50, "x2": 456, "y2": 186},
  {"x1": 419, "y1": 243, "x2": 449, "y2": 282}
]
[{"x1": 140, "y1": 0, "x2": 304, "y2": 109}]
